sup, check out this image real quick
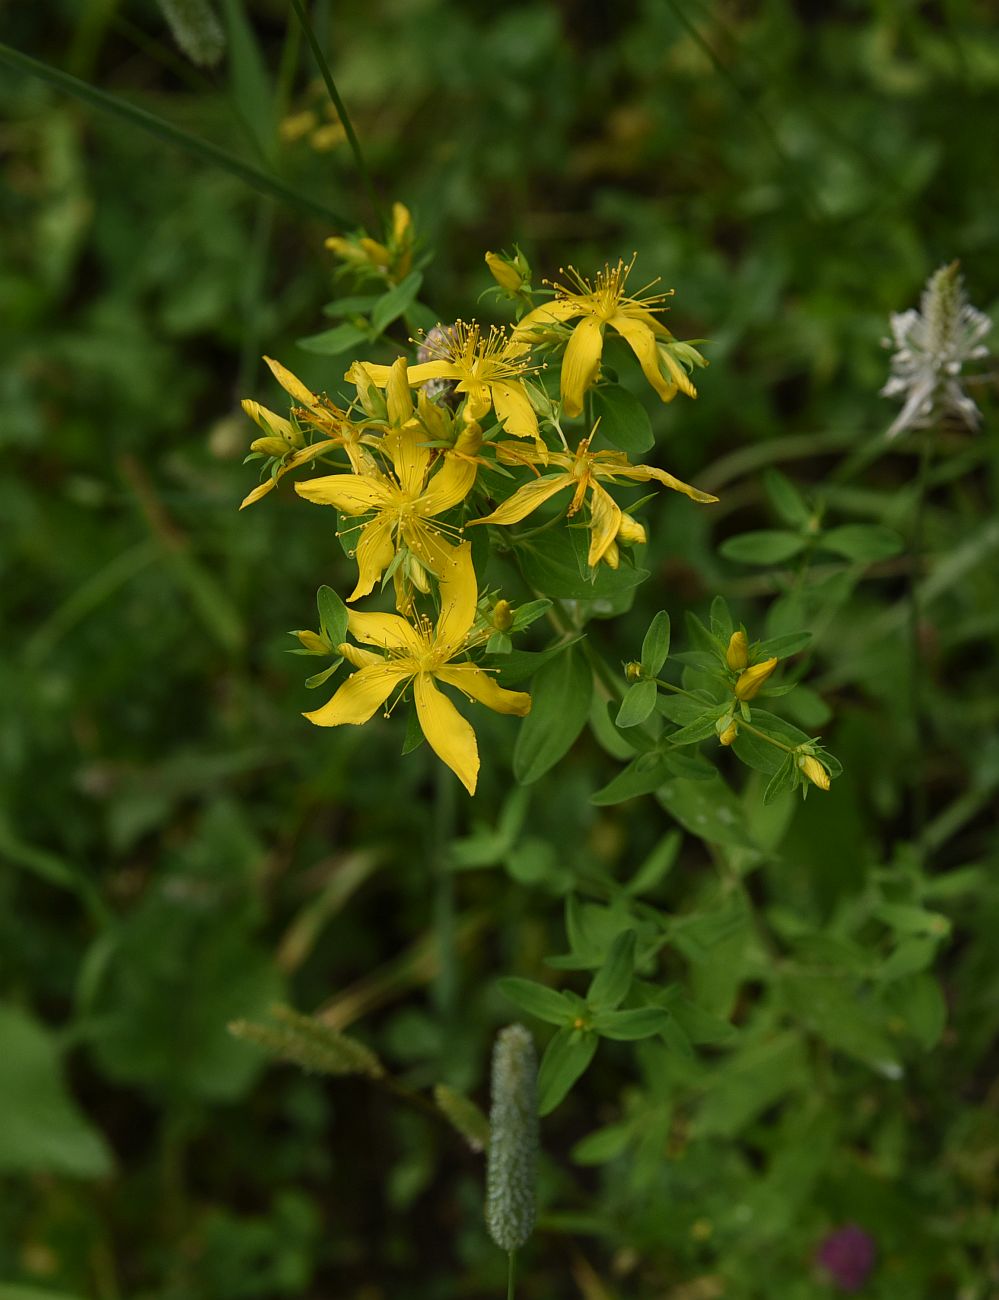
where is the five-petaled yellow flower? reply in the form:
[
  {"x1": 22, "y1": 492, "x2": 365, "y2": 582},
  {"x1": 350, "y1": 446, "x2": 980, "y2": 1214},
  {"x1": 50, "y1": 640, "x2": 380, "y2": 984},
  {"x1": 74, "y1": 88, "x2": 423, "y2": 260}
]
[
  {"x1": 240, "y1": 357, "x2": 375, "y2": 509},
  {"x1": 304, "y1": 543, "x2": 531, "y2": 794},
  {"x1": 350, "y1": 320, "x2": 540, "y2": 443},
  {"x1": 514, "y1": 257, "x2": 696, "y2": 417},
  {"x1": 295, "y1": 359, "x2": 477, "y2": 600},
  {"x1": 470, "y1": 435, "x2": 717, "y2": 568}
]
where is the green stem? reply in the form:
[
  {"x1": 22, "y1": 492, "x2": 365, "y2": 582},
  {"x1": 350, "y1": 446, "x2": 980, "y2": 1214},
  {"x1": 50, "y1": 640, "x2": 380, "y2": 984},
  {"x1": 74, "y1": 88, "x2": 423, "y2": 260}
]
[
  {"x1": 289, "y1": 0, "x2": 384, "y2": 229},
  {"x1": 909, "y1": 431, "x2": 934, "y2": 854},
  {"x1": 431, "y1": 760, "x2": 458, "y2": 1023},
  {"x1": 0, "y1": 41, "x2": 348, "y2": 226},
  {"x1": 507, "y1": 1250, "x2": 517, "y2": 1300},
  {"x1": 651, "y1": 678, "x2": 797, "y2": 754}
]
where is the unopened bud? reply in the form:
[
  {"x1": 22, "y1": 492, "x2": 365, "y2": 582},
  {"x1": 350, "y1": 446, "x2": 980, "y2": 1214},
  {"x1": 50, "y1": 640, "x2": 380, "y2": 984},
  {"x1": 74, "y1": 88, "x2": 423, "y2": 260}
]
[
  {"x1": 486, "y1": 1025, "x2": 538, "y2": 1253},
  {"x1": 407, "y1": 554, "x2": 431, "y2": 594},
  {"x1": 600, "y1": 540, "x2": 621, "y2": 569},
  {"x1": 485, "y1": 250, "x2": 529, "y2": 294},
  {"x1": 454, "y1": 421, "x2": 483, "y2": 455},
  {"x1": 616, "y1": 513, "x2": 647, "y2": 547},
  {"x1": 339, "y1": 642, "x2": 373, "y2": 669},
  {"x1": 293, "y1": 629, "x2": 330, "y2": 654},
  {"x1": 734, "y1": 657, "x2": 778, "y2": 701},
  {"x1": 798, "y1": 754, "x2": 830, "y2": 790},
  {"x1": 718, "y1": 721, "x2": 738, "y2": 746},
  {"x1": 624, "y1": 661, "x2": 644, "y2": 682},
  {"x1": 250, "y1": 435, "x2": 293, "y2": 458},
  {"x1": 492, "y1": 599, "x2": 513, "y2": 632},
  {"x1": 346, "y1": 362, "x2": 387, "y2": 420},
  {"x1": 385, "y1": 356, "x2": 414, "y2": 426},
  {"x1": 725, "y1": 631, "x2": 749, "y2": 671}
]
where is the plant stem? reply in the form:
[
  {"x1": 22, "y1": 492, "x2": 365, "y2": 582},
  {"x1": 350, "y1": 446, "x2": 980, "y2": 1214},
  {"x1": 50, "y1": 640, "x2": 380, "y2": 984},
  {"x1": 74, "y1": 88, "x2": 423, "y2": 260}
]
[
  {"x1": 431, "y1": 759, "x2": 458, "y2": 1024},
  {"x1": 507, "y1": 1250, "x2": 517, "y2": 1300},
  {"x1": 289, "y1": 0, "x2": 384, "y2": 229},
  {"x1": 908, "y1": 431, "x2": 934, "y2": 854},
  {"x1": 651, "y1": 678, "x2": 797, "y2": 754},
  {"x1": 0, "y1": 42, "x2": 349, "y2": 225}
]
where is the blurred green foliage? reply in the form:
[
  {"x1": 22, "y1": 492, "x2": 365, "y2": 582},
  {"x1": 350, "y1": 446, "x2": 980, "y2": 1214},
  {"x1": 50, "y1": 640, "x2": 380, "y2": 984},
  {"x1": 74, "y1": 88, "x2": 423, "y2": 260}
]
[{"x1": 2, "y1": 1, "x2": 998, "y2": 1297}]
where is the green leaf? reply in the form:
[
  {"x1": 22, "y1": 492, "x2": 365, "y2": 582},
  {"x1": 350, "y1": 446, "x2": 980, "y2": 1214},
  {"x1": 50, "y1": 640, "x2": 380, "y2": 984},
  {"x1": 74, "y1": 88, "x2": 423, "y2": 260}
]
[
  {"x1": 616, "y1": 679, "x2": 658, "y2": 728},
  {"x1": 885, "y1": 974, "x2": 946, "y2": 1050},
  {"x1": 591, "y1": 1006, "x2": 671, "y2": 1041},
  {"x1": 517, "y1": 526, "x2": 648, "y2": 601},
  {"x1": 513, "y1": 644, "x2": 593, "y2": 784},
  {"x1": 590, "y1": 383, "x2": 654, "y2": 455},
  {"x1": 571, "y1": 1122, "x2": 633, "y2": 1165},
  {"x1": 219, "y1": 0, "x2": 275, "y2": 158},
  {"x1": 497, "y1": 977, "x2": 574, "y2": 1025},
  {"x1": 297, "y1": 321, "x2": 369, "y2": 356},
  {"x1": 511, "y1": 598, "x2": 553, "y2": 629},
  {"x1": 657, "y1": 775, "x2": 757, "y2": 849},
  {"x1": 371, "y1": 271, "x2": 423, "y2": 335},
  {"x1": 304, "y1": 659, "x2": 343, "y2": 689},
  {"x1": 752, "y1": 631, "x2": 812, "y2": 659},
  {"x1": 709, "y1": 595, "x2": 732, "y2": 640},
  {"x1": 719, "y1": 530, "x2": 807, "y2": 564},
  {"x1": 491, "y1": 636, "x2": 583, "y2": 687},
  {"x1": 763, "y1": 468, "x2": 811, "y2": 526},
  {"x1": 625, "y1": 831, "x2": 681, "y2": 895},
  {"x1": 402, "y1": 705, "x2": 425, "y2": 754},
  {"x1": 819, "y1": 524, "x2": 904, "y2": 562},
  {"x1": 317, "y1": 585, "x2": 348, "y2": 645},
  {"x1": 782, "y1": 975, "x2": 902, "y2": 1077},
  {"x1": 537, "y1": 1027, "x2": 598, "y2": 1115},
  {"x1": 0, "y1": 1005, "x2": 113, "y2": 1178},
  {"x1": 590, "y1": 755, "x2": 671, "y2": 805},
  {"x1": 667, "y1": 711, "x2": 721, "y2": 748},
  {"x1": 640, "y1": 610, "x2": 671, "y2": 675},
  {"x1": 586, "y1": 931, "x2": 636, "y2": 1011},
  {"x1": 693, "y1": 1033, "x2": 807, "y2": 1138},
  {"x1": 322, "y1": 294, "x2": 380, "y2": 317}
]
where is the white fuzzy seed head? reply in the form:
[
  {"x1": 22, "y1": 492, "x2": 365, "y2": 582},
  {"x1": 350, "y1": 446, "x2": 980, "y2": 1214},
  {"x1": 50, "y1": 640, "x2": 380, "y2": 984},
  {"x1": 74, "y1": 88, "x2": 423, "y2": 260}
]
[{"x1": 485, "y1": 1024, "x2": 538, "y2": 1253}]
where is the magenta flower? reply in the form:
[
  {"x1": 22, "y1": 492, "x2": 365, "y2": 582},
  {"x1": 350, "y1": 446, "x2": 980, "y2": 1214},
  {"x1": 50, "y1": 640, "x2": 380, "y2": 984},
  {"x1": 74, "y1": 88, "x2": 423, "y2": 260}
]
[{"x1": 816, "y1": 1224, "x2": 876, "y2": 1292}]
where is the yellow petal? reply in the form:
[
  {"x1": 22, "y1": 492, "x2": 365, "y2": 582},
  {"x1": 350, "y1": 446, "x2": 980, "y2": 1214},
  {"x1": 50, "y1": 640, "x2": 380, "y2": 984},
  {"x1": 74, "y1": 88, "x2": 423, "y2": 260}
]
[
  {"x1": 347, "y1": 609, "x2": 425, "y2": 655},
  {"x1": 604, "y1": 462, "x2": 718, "y2": 504},
  {"x1": 359, "y1": 236, "x2": 391, "y2": 268},
  {"x1": 609, "y1": 313, "x2": 676, "y2": 404},
  {"x1": 435, "y1": 664, "x2": 531, "y2": 716},
  {"x1": 241, "y1": 400, "x2": 294, "y2": 441},
  {"x1": 391, "y1": 202, "x2": 411, "y2": 243},
  {"x1": 586, "y1": 483, "x2": 623, "y2": 567},
  {"x1": 386, "y1": 356, "x2": 414, "y2": 426},
  {"x1": 347, "y1": 514, "x2": 398, "y2": 602},
  {"x1": 491, "y1": 381, "x2": 540, "y2": 441},
  {"x1": 414, "y1": 673, "x2": 479, "y2": 795},
  {"x1": 560, "y1": 316, "x2": 605, "y2": 417},
  {"x1": 239, "y1": 478, "x2": 280, "y2": 510},
  {"x1": 420, "y1": 454, "x2": 477, "y2": 514},
  {"x1": 513, "y1": 297, "x2": 580, "y2": 340},
  {"x1": 264, "y1": 356, "x2": 317, "y2": 407},
  {"x1": 469, "y1": 474, "x2": 570, "y2": 527},
  {"x1": 295, "y1": 473, "x2": 393, "y2": 514},
  {"x1": 402, "y1": 520, "x2": 455, "y2": 580},
  {"x1": 735, "y1": 658, "x2": 778, "y2": 701},
  {"x1": 457, "y1": 382, "x2": 492, "y2": 423},
  {"x1": 434, "y1": 542, "x2": 478, "y2": 652},
  {"x1": 385, "y1": 425, "x2": 431, "y2": 498},
  {"x1": 303, "y1": 662, "x2": 408, "y2": 726},
  {"x1": 353, "y1": 360, "x2": 455, "y2": 387}
]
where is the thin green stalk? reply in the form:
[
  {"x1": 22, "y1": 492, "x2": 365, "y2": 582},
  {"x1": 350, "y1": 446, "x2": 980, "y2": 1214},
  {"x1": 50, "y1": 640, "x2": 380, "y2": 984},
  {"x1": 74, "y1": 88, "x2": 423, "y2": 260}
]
[
  {"x1": 651, "y1": 677, "x2": 796, "y2": 754},
  {"x1": 909, "y1": 432, "x2": 934, "y2": 853},
  {"x1": 507, "y1": 1250, "x2": 517, "y2": 1300},
  {"x1": 431, "y1": 759, "x2": 458, "y2": 1022},
  {"x1": 0, "y1": 41, "x2": 349, "y2": 225},
  {"x1": 289, "y1": 0, "x2": 384, "y2": 229}
]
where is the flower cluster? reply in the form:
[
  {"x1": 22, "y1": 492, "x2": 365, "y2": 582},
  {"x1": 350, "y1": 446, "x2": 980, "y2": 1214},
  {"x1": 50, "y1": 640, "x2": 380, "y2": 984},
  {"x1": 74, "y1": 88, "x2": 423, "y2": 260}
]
[{"x1": 241, "y1": 233, "x2": 714, "y2": 793}]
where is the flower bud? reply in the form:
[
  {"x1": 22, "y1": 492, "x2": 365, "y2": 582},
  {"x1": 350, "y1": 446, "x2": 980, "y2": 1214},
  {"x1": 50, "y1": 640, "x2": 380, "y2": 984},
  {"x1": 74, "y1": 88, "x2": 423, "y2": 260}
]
[
  {"x1": 616, "y1": 513, "x2": 647, "y2": 547},
  {"x1": 486, "y1": 1025, "x2": 538, "y2": 1253},
  {"x1": 725, "y1": 631, "x2": 749, "y2": 671},
  {"x1": 294, "y1": 629, "x2": 330, "y2": 654},
  {"x1": 734, "y1": 657, "x2": 778, "y2": 701},
  {"x1": 492, "y1": 599, "x2": 513, "y2": 632},
  {"x1": 339, "y1": 642, "x2": 374, "y2": 668},
  {"x1": 250, "y1": 436, "x2": 293, "y2": 458},
  {"x1": 798, "y1": 754, "x2": 830, "y2": 791},
  {"x1": 718, "y1": 721, "x2": 738, "y2": 746},
  {"x1": 624, "y1": 661, "x2": 644, "y2": 682},
  {"x1": 454, "y1": 421, "x2": 483, "y2": 456},
  {"x1": 346, "y1": 362, "x2": 387, "y2": 420},
  {"x1": 600, "y1": 540, "x2": 621, "y2": 569},
  {"x1": 485, "y1": 250, "x2": 530, "y2": 294},
  {"x1": 385, "y1": 356, "x2": 414, "y2": 426}
]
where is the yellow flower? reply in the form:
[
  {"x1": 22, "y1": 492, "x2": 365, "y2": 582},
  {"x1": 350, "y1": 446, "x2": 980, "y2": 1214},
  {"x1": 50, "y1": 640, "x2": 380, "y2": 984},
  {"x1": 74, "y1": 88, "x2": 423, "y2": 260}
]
[
  {"x1": 469, "y1": 434, "x2": 717, "y2": 568},
  {"x1": 351, "y1": 321, "x2": 540, "y2": 443},
  {"x1": 325, "y1": 201, "x2": 413, "y2": 283},
  {"x1": 725, "y1": 631, "x2": 749, "y2": 671},
  {"x1": 295, "y1": 358, "x2": 478, "y2": 601},
  {"x1": 240, "y1": 357, "x2": 374, "y2": 509},
  {"x1": 734, "y1": 658, "x2": 778, "y2": 701},
  {"x1": 514, "y1": 257, "x2": 696, "y2": 417},
  {"x1": 304, "y1": 543, "x2": 531, "y2": 794}
]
